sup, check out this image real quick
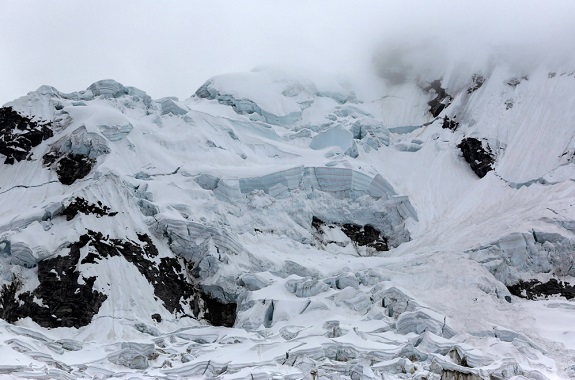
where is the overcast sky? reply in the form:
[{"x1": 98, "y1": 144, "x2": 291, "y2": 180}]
[{"x1": 1, "y1": 1, "x2": 574, "y2": 105}]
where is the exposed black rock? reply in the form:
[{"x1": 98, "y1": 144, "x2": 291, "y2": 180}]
[
  {"x1": 44, "y1": 150, "x2": 95, "y2": 185},
  {"x1": 467, "y1": 74, "x2": 485, "y2": 94},
  {"x1": 0, "y1": 277, "x2": 23, "y2": 323},
  {"x1": 507, "y1": 78, "x2": 522, "y2": 87},
  {"x1": 200, "y1": 291, "x2": 237, "y2": 328},
  {"x1": 80, "y1": 231, "x2": 195, "y2": 315},
  {"x1": 53, "y1": 154, "x2": 95, "y2": 185},
  {"x1": 341, "y1": 224, "x2": 388, "y2": 251},
  {"x1": 61, "y1": 197, "x2": 117, "y2": 221},
  {"x1": 312, "y1": 216, "x2": 325, "y2": 232},
  {"x1": 1, "y1": 230, "x2": 238, "y2": 328},
  {"x1": 442, "y1": 116, "x2": 459, "y2": 131},
  {"x1": 424, "y1": 80, "x2": 452, "y2": 118},
  {"x1": 77, "y1": 231, "x2": 237, "y2": 326},
  {"x1": 0, "y1": 107, "x2": 53, "y2": 164},
  {"x1": 16, "y1": 237, "x2": 108, "y2": 328},
  {"x1": 312, "y1": 217, "x2": 388, "y2": 252},
  {"x1": 457, "y1": 138, "x2": 495, "y2": 178},
  {"x1": 507, "y1": 278, "x2": 575, "y2": 300}
]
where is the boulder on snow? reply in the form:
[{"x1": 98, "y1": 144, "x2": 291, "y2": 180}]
[{"x1": 458, "y1": 137, "x2": 494, "y2": 178}]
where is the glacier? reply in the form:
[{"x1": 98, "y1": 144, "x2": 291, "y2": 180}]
[{"x1": 0, "y1": 64, "x2": 574, "y2": 379}]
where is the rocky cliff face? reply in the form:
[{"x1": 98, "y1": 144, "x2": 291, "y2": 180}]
[
  {"x1": 0, "y1": 107, "x2": 53, "y2": 164},
  {"x1": 0, "y1": 67, "x2": 574, "y2": 379}
]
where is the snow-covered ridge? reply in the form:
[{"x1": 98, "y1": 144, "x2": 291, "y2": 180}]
[{"x1": 0, "y1": 66, "x2": 574, "y2": 379}]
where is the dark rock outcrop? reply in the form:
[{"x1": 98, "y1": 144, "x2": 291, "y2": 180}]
[
  {"x1": 312, "y1": 216, "x2": 325, "y2": 232},
  {"x1": 506, "y1": 77, "x2": 527, "y2": 87},
  {"x1": 312, "y1": 217, "x2": 388, "y2": 252},
  {"x1": 442, "y1": 116, "x2": 459, "y2": 131},
  {"x1": 45, "y1": 153, "x2": 95, "y2": 185},
  {"x1": 61, "y1": 197, "x2": 117, "y2": 221},
  {"x1": 43, "y1": 126, "x2": 109, "y2": 185},
  {"x1": 457, "y1": 138, "x2": 495, "y2": 178},
  {"x1": 80, "y1": 231, "x2": 195, "y2": 315},
  {"x1": 424, "y1": 80, "x2": 452, "y2": 118},
  {"x1": 0, "y1": 107, "x2": 53, "y2": 164},
  {"x1": 16, "y1": 237, "x2": 108, "y2": 328},
  {"x1": 341, "y1": 224, "x2": 388, "y2": 251},
  {"x1": 467, "y1": 74, "x2": 485, "y2": 94},
  {"x1": 0, "y1": 277, "x2": 23, "y2": 323},
  {"x1": 77, "y1": 230, "x2": 238, "y2": 326},
  {"x1": 200, "y1": 291, "x2": 237, "y2": 327},
  {"x1": 0, "y1": 231, "x2": 238, "y2": 328},
  {"x1": 507, "y1": 278, "x2": 575, "y2": 300}
]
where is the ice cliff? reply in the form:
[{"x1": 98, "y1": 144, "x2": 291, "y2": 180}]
[{"x1": 0, "y1": 65, "x2": 574, "y2": 379}]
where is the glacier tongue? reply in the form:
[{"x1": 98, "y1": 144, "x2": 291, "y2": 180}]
[{"x1": 0, "y1": 66, "x2": 574, "y2": 379}]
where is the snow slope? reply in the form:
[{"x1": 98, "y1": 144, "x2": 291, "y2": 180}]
[{"x1": 0, "y1": 65, "x2": 574, "y2": 379}]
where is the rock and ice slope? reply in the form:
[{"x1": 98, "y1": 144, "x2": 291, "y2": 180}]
[{"x1": 0, "y1": 65, "x2": 574, "y2": 379}]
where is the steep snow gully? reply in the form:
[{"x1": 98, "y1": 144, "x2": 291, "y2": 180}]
[{"x1": 0, "y1": 65, "x2": 574, "y2": 379}]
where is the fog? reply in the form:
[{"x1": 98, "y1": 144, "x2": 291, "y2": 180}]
[{"x1": 1, "y1": 0, "x2": 574, "y2": 104}]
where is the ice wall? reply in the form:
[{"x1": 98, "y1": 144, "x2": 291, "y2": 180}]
[{"x1": 211, "y1": 166, "x2": 407, "y2": 205}]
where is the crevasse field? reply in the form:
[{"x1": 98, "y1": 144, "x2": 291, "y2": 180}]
[{"x1": 0, "y1": 62, "x2": 574, "y2": 379}]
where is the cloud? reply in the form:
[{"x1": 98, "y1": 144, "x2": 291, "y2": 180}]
[
  {"x1": 1, "y1": 1, "x2": 574, "y2": 105},
  {"x1": 374, "y1": 1, "x2": 575, "y2": 82}
]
